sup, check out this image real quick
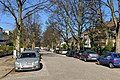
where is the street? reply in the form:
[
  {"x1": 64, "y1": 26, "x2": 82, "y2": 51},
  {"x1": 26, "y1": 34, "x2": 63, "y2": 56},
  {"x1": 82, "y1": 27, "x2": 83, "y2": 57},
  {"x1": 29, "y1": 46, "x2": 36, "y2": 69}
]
[{"x1": 2, "y1": 50, "x2": 120, "y2": 80}]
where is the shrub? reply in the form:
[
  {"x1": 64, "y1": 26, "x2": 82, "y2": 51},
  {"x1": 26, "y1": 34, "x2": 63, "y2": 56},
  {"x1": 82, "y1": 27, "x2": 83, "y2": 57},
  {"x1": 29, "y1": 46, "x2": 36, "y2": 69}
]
[{"x1": 104, "y1": 40, "x2": 113, "y2": 52}]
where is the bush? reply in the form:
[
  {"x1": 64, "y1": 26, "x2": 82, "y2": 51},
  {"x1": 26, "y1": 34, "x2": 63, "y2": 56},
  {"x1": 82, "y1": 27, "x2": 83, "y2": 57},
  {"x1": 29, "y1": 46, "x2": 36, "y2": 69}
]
[
  {"x1": 0, "y1": 46, "x2": 13, "y2": 52},
  {"x1": 104, "y1": 40, "x2": 113, "y2": 52},
  {"x1": 6, "y1": 46, "x2": 14, "y2": 51},
  {"x1": 0, "y1": 46, "x2": 13, "y2": 56}
]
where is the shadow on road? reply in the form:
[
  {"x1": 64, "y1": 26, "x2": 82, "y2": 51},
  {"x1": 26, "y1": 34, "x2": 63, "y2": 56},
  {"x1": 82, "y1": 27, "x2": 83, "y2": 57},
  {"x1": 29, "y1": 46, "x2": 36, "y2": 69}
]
[
  {"x1": 95, "y1": 63, "x2": 120, "y2": 69},
  {"x1": 39, "y1": 63, "x2": 43, "y2": 70}
]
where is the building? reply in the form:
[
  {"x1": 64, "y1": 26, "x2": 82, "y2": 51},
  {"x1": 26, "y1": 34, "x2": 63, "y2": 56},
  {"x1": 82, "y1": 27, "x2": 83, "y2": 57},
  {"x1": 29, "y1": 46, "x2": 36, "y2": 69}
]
[
  {"x1": 81, "y1": 31, "x2": 91, "y2": 49},
  {"x1": 81, "y1": 19, "x2": 116, "y2": 50},
  {"x1": 4, "y1": 30, "x2": 10, "y2": 35},
  {"x1": 0, "y1": 27, "x2": 9, "y2": 45}
]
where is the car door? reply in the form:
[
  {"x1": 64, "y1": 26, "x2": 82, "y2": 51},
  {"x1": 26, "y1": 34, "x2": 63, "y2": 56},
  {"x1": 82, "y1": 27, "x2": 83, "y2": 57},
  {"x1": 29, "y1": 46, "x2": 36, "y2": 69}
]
[{"x1": 102, "y1": 53, "x2": 111, "y2": 64}]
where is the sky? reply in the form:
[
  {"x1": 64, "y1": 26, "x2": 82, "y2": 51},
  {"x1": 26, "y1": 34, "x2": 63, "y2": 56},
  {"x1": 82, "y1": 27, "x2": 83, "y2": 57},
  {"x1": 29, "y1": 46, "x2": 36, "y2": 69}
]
[
  {"x1": 103, "y1": 0, "x2": 118, "y2": 21},
  {"x1": 0, "y1": 0, "x2": 118, "y2": 31},
  {"x1": 0, "y1": 11, "x2": 49, "y2": 31}
]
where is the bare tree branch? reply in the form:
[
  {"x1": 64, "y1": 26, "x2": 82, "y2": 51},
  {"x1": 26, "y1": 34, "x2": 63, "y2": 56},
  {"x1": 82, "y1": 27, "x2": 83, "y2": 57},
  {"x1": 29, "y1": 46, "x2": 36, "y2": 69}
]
[
  {"x1": 0, "y1": 1, "x2": 18, "y2": 26},
  {"x1": 23, "y1": 0, "x2": 48, "y2": 11}
]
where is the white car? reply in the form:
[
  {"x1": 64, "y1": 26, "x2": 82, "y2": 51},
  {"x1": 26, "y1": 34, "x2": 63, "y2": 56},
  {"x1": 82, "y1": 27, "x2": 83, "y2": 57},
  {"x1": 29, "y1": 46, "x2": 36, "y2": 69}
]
[
  {"x1": 50, "y1": 48, "x2": 54, "y2": 52},
  {"x1": 15, "y1": 51, "x2": 41, "y2": 71},
  {"x1": 61, "y1": 50, "x2": 68, "y2": 55}
]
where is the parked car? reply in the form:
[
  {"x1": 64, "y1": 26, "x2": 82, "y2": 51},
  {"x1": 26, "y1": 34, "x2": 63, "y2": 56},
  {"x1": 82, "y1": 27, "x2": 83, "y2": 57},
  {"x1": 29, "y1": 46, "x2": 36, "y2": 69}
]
[
  {"x1": 97, "y1": 52, "x2": 120, "y2": 68},
  {"x1": 15, "y1": 51, "x2": 41, "y2": 71},
  {"x1": 73, "y1": 50, "x2": 84, "y2": 58},
  {"x1": 55, "y1": 48, "x2": 60, "y2": 53},
  {"x1": 80, "y1": 50, "x2": 99, "y2": 62},
  {"x1": 66, "y1": 50, "x2": 76, "y2": 57},
  {"x1": 34, "y1": 47, "x2": 40, "y2": 53},
  {"x1": 61, "y1": 50, "x2": 68, "y2": 55},
  {"x1": 24, "y1": 48, "x2": 32, "y2": 51},
  {"x1": 59, "y1": 50, "x2": 68, "y2": 55},
  {"x1": 50, "y1": 48, "x2": 54, "y2": 52},
  {"x1": 56, "y1": 49, "x2": 65, "y2": 54}
]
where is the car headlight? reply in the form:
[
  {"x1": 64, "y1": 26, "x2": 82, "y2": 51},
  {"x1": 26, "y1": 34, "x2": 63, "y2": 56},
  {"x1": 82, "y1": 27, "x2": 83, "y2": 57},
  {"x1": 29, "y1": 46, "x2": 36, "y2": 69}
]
[
  {"x1": 15, "y1": 62, "x2": 20, "y2": 65},
  {"x1": 34, "y1": 61, "x2": 39, "y2": 64}
]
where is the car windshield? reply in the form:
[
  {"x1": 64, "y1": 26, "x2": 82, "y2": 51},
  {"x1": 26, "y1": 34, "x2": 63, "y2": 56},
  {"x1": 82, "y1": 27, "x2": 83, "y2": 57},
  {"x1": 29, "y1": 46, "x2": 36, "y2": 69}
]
[
  {"x1": 20, "y1": 53, "x2": 36, "y2": 58},
  {"x1": 114, "y1": 54, "x2": 120, "y2": 58}
]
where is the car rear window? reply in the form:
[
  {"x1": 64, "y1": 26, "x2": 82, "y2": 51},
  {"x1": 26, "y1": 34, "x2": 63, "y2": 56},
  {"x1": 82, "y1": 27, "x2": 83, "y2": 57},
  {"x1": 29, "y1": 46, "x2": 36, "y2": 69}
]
[
  {"x1": 20, "y1": 53, "x2": 36, "y2": 58},
  {"x1": 114, "y1": 54, "x2": 120, "y2": 58},
  {"x1": 79, "y1": 50, "x2": 84, "y2": 53},
  {"x1": 87, "y1": 51, "x2": 97, "y2": 54}
]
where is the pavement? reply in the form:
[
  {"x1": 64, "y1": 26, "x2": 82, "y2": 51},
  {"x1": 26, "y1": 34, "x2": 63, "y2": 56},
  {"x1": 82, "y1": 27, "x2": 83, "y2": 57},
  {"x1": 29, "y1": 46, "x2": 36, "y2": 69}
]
[{"x1": 0, "y1": 55, "x2": 15, "y2": 79}]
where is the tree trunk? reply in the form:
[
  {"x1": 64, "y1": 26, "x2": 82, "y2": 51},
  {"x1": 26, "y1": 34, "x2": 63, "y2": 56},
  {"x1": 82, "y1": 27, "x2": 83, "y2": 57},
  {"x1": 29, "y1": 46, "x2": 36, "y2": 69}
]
[
  {"x1": 32, "y1": 32, "x2": 35, "y2": 49},
  {"x1": 32, "y1": 42, "x2": 35, "y2": 50},
  {"x1": 16, "y1": 4, "x2": 22, "y2": 55},
  {"x1": 78, "y1": 23, "x2": 81, "y2": 50},
  {"x1": 116, "y1": 0, "x2": 120, "y2": 52},
  {"x1": 65, "y1": 17, "x2": 69, "y2": 50},
  {"x1": 16, "y1": 35, "x2": 20, "y2": 56}
]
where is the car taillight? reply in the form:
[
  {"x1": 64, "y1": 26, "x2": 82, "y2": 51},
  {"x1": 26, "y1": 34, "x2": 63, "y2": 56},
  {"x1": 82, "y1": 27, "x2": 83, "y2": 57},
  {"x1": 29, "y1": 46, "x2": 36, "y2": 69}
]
[
  {"x1": 87, "y1": 54, "x2": 90, "y2": 56},
  {"x1": 113, "y1": 60, "x2": 118, "y2": 62}
]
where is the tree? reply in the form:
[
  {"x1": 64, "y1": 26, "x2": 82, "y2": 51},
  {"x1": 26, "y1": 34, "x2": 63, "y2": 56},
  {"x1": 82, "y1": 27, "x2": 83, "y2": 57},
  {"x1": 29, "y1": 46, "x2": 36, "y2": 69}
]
[
  {"x1": 46, "y1": 0, "x2": 71, "y2": 49},
  {"x1": 43, "y1": 24, "x2": 61, "y2": 49},
  {"x1": 23, "y1": 13, "x2": 42, "y2": 49},
  {"x1": 47, "y1": 0, "x2": 86, "y2": 49},
  {"x1": 0, "y1": 0, "x2": 48, "y2": 54},
  {"x1": 102, "y1": 0, "x2": 120, "y2": 52}
]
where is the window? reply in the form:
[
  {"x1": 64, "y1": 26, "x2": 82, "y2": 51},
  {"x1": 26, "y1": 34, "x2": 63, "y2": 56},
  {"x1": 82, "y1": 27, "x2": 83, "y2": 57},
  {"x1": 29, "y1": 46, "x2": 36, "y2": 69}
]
[
  {"x1": 101, "y1": 54, "x2": 107, "y2": 58},
  {"x1": 20, "y1": 53, "x2": 36, "y2": 58},
  {"x1": 87, "y1": 51, "x2": 97, "y2": 54},
  {"x1": 114, "y1": 54, "x2": 120, "y2": 58}
]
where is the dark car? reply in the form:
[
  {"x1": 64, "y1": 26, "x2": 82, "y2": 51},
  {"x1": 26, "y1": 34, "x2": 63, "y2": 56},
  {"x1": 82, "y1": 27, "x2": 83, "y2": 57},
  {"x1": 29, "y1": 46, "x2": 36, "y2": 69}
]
[
  {"x1": 73, "y1": 50, "x2": 84, "y2": 58},
  {"x1": 97, "y1": 52, "x2": 120, "y2": 68},
  {"x1": 80, "y1": 50, "x2": 99, "y2": 62},
  {"x1": 66, "y1": 50, "x2": 76, "y2": 57}
]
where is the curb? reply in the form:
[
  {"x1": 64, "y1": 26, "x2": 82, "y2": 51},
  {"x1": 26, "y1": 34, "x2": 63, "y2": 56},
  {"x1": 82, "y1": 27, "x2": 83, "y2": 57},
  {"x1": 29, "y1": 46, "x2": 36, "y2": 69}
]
[{"x1": 0, "y1": 67, "x2": 14, "y2": 79}]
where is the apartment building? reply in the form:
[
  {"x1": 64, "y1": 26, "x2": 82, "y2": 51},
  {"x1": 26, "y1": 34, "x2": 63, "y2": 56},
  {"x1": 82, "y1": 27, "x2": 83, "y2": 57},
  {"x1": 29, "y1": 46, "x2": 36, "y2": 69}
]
[{"x1": 0, "y1": 27, "x2": 9, "y2": 45}]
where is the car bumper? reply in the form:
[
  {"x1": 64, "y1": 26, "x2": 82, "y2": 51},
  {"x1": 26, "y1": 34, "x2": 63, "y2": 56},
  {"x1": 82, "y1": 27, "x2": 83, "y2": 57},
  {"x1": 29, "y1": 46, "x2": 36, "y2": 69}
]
[
  {"x1": 113, "y1": 63, "x2": 120, "y2": 67},
  {"x1": 87, "y1": 57, "x2": 97, "y2": 61},
  {"x1": 15, "y1": 65, "x2": 40, "y2": 71}
]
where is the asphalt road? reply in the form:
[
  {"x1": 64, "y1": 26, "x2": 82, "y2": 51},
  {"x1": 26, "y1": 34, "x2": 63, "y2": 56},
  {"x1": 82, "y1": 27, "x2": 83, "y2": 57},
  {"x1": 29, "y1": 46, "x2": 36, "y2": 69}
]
[{"x1": 2, "y1": 50, "x2": 120, "y2": 80}]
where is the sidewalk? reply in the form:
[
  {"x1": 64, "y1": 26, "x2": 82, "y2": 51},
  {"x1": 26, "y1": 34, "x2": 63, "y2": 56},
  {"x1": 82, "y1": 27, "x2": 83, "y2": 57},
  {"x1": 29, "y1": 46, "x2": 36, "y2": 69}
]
[{"x1": 0, "y1": 55, "x2": 15, "y2": 79}]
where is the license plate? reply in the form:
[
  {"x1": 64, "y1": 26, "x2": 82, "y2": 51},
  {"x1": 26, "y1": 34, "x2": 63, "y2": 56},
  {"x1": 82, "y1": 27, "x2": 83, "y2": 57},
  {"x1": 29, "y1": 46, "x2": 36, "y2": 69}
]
[
  {"x1": 92, "y1": 58, "x2": 97, "y2": 60},
  {"x1": 23, "y1": 65, "x2": 32, "y2": 68}
]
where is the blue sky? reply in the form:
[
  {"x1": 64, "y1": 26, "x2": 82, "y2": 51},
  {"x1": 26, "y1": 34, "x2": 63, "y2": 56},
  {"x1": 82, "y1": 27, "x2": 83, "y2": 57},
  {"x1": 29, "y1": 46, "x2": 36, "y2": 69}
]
[
  {"x1": 0, "y1": 0, "x2": 118, "y2": 31},
  {"x1": 103, "y1": 0, "x2": 118, "y2": 21},
  {"x1": 0, "y1": 11, "x2": 49, "y2": 31}
]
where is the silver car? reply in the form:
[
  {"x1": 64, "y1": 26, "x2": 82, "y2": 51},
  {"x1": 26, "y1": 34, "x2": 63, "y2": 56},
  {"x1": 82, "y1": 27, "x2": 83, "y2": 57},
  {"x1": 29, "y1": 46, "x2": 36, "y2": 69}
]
[
  {"x1": 15, "y1": 51, "x2": 41, "y2": 71},
  {"x1": 80, "y1": 50, "x2": 99, "y2": 62}
]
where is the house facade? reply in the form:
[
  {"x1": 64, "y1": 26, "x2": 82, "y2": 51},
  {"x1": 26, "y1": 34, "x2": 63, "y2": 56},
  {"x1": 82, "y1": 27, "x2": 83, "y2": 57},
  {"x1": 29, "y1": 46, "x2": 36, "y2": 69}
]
[{"x1": 0, "y1": 27, "x2": 9, "y2": 45}]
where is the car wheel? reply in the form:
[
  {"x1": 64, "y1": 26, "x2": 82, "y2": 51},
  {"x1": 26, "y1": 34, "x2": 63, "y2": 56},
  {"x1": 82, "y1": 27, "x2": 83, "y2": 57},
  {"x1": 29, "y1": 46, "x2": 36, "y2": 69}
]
[
  {"x1": 73, "y1": 55, "x2": 76, "y2": 58},
  {"x1": 97, "y1": 60, "x2": 100, "y2": 65},
  {"x1": 79, "y1": 56, "x2": 82, "y2": 60},
  {"x1": 15, "y1": 69, "x2": 19, "y2": 72},
  {"x1": 84, "y1": 58, "x2": 87, "y2": 62},
  {"x1": 109, "y1": 63, "x2": 114, "y2": 68},
  {"x1": 66, "y1": 53, "x2": 68, "y2": 56}
]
